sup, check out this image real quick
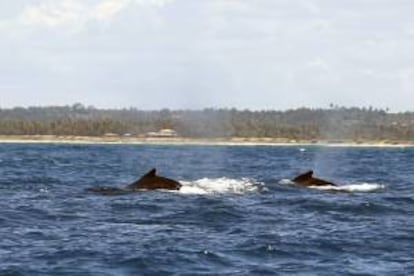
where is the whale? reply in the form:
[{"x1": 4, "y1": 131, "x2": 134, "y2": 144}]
[
  {"x1": 86, "y1": 168, "x2": 182, "y2": 195},
  {"x1": 126, "y1": 168, "x2": 181, "y2": 190},
  {"x1": 292, "y1": 170, "x2": 337, "y2": 187}
]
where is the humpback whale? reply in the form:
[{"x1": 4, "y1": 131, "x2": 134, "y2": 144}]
[
  {"x1": 127, "y1": 168, "x2": 181, "y2": 190},
  {"x1": 86, "y1": 168, "x2": 181, "y2": 195},
  {"x1": 292, "y1": 170, "x2": 337, "y2": 187}
]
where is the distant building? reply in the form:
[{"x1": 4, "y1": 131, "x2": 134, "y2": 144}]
[
  {"x1": 104, "y1": 133, "x2": 119, "y2": 137},
  {"x1": 146, "y1": 129, "x2": 178, "y2": 138}
]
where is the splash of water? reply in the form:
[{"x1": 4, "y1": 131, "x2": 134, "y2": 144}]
[
  {"x1": 178, "y1": 177, "x2": 262, "y2": 195},
  {"x1": 278, "y1": 179, "x2": 385, "y2": 193},
  {"x1": 310, "y1": 183, "x2": 385, "y2": 192},
  {"x1": 279, "y1": 179, "x2": 294, "y2": 185}
]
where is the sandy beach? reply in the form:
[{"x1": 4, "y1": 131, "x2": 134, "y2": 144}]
[{"x1": 0, "y1": 135, "x2": 413, "y2": 147}]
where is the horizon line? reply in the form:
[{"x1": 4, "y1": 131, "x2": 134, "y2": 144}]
[{"x1": 0, "y1": 103, "x2": 412, "y2": 113}]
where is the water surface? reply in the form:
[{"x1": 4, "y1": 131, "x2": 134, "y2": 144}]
[{"x1": 0, "y1": 144, "x2": 413, "y2": 275}]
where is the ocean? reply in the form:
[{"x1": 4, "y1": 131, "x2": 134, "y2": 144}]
[{"x1": 0, "y1": 143, "x2": 413, "y2": 275}]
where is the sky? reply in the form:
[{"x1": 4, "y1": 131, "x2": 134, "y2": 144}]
[{"x1": 0, "y1": 0, "x2": 413, "y2": 111}]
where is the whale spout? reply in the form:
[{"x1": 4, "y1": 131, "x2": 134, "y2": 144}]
[{"x1": 292, "y1": 170, "x2": 337, "y2": 187}]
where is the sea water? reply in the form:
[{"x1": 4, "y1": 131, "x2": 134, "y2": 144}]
[{"x1": 0, "y1": 144, "x2": 413, "y2": 275}]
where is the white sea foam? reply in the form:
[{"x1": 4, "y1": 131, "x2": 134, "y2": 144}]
[
  {"x1": 310, "y1": 183, "x2": 385, "y2": 193},
  {"x1": 178, "y1": 177, "x2": 262, "y2": 195},
  {"x1": 279, "y1": 179, "x2": 294, "y2": 185},
  {"x1": 278, "y1": 179, "x2": 385, "y2": 193}
]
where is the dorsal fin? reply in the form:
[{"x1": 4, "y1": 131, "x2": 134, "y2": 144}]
[
  {"x1": 302, "y1": 170, "x2": 313, "y2": 178},
  {"x1": 293, "y1": 170, "x2": 313, "y2": 181},
  {"x1": 144, "y1": 168, "x2": 157, "y2": 177},
  {"x1": 127, "y1": 168, "x2": 156, "y2": 188}
]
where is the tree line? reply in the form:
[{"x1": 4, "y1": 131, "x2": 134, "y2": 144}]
[{"x1": 0, "y1": 104, "x2": 413, "y2": 141}]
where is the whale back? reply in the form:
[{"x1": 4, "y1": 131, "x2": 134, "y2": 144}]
[
  {"x1": 292, "y1": 170, "x2": 336, "y2": 186},
  {"x1": 293, "y1": 170, "x2": 314, "y2": 183},
  {"x1": 127, "y1": 168, "x2": 181, "y2": 190}
]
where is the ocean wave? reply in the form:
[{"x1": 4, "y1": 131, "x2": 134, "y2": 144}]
[{"x1": 178, "y1": 177, "x2": 262, "y2": 195}]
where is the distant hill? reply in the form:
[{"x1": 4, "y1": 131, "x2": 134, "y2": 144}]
[{"x1": 0, "y1": 104, "x2": 413, "y2": 141}]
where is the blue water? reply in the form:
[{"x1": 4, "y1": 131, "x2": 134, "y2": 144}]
[{"x1": 0, "y1": 144, "x2": 413, "y2": 275}]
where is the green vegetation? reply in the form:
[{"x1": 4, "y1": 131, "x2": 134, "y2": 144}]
[{"x1": 0, "y1": 104, "x2": 413, "y2": 141}]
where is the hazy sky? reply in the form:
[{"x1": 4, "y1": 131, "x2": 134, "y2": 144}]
[{"x1": 0, "y1": 0, "x2": 413, "y2": 111}]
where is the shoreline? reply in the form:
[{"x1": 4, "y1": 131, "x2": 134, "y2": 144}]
[{"x1": 0, "y1": 135, "x2": 413, "y2": 147}]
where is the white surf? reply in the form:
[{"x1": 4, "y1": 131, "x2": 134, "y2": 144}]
[
  {"x1": 178, "y1": 177, "x2": 262, "y2": 195},
  {"x1": 310, "y1": 183, "x2": 385, "y2": 192},
  {"x1": 279, "y1": 179, "x2": 385, "y2": 192}
]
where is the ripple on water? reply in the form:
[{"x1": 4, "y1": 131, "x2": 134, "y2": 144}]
[{"x1": 0, "y1": 144, "x2": 413, "y2": 275}]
